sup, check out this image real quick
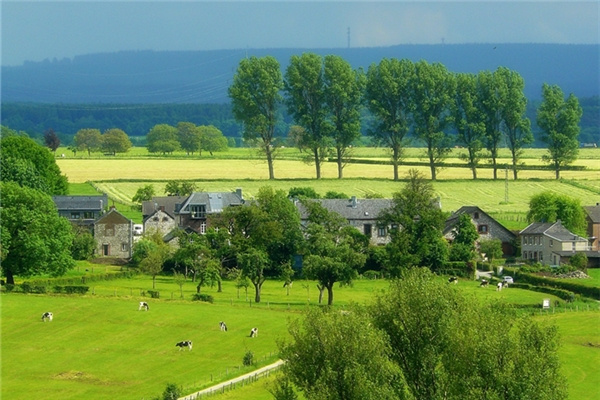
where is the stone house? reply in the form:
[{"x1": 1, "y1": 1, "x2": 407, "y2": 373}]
[
  {"x1": 295, "y1": 196, "x2": 393, "y2": 245},
  {"x1": 142, "y1": 196, "x2": 187, "y2": 239},
  {"x1": 520, "y1": 220, "x2": 588, "y2": 266},
  {"x1": 52, "y1": 194, "x2": 108, "y2": 229},
  {"x1": 584, "y1": 203, "x2": 600, "y2": 251},
  {"x1": 94, "y1": 207, "x2": 133, "y2": 258},
  {"x1": 443, "y1": 206, "x2": 517, "y2": 256}
]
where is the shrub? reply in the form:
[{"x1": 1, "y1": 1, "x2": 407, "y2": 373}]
[
  {"x1": 191, "y1": 293, "x2": 214, "y2": 303},
  {"x1": 147, "y1": 290, "x2": 160, "y2": 299},
  {"x1": 63, "y1": 286, "x2": 90, "y2": 295},
  {"x1": 161, "y1": 383, "x2": 181, "y2": 400},
  {"x1": 243, "y1": 350, "x2": 254, "y2": 366}
]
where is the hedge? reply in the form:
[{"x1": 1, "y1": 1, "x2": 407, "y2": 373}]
[{"x1": 504, "y1": 267, "x2": 600, "y2": 300}]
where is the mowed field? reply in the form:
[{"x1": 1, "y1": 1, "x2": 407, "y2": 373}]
[{"x1": 2, "y1": 276, "x2": 599, "y2": 400}]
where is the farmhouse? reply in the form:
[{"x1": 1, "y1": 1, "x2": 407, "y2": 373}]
[
  {"x1": 444, "y1": 206, "x2": 517, "y2": 256},
  {"x1": 520, "y1": 220, "x2": 588, "y2": 266},
  {"x1": 94, "y1": 207, "x2": 134, "y2": 258},
  {"x1": 295, "y1": 196, "x2": 393, "y2": 245},
  {"x1": 52, "y1": 194, "x2": 108, "y2": 229},
  {"x1": 584, "y1": 203, "x2": 600, "y2": 251}
]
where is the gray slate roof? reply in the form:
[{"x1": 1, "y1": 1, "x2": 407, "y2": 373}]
[
  {"x1": 52, "y1": 194, "x2": 108, "y2": 211},
  {"x1": 520, "y1": 220, "x2": 587, "y2": 241},
  {"x1": 176, "y1": 192, "x2": 244, "y2": 215},
  {"x1": 142, "y1": 196, "x2": 188, "y2": 219},
  {"x1": 443, "y1": 205, "x2": 516, "y2": 238},
  {"x1": 584, "y1": 204, "x2": 600, "y2": 223},
  {"x1": 296, "y1": 197, "x2": 393, "y2": 221}
]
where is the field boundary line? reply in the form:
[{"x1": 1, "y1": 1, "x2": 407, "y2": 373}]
[{"x1": 178, "y1": 359, "x2": 284, "y2": 400}]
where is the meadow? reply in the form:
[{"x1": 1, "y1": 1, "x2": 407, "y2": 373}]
[{"x1": 2, "y1": 275, "x2": 598, "y2": 400}]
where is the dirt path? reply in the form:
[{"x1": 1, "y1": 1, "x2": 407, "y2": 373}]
[{"x1": 178, "y1": 359, "x2": 284, "y2": 400}]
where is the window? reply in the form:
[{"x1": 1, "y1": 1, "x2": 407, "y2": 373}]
[
  {"x1": 83, "y1": 211, "x2": 94, "y2": 219},
  {"x1": 71, "y1": 212, "x2": 80, "y2": 219},
  {"x1": 522, "y1": 251, "x2": 527, "y2": 259},
  {"x1": 121, "y1": 243, "x2": 128, "y2": 252},
  {"x1": 549, "y1": 239, "x2": 553, "y2": 247},
  {"x1": 528, "y1": 236, "x2": 532, "y2": 245},
  {"x1": 200, "y1": 222, "x2": 207, "y2": 234},
  {"x1": 364, "y1": 224, "x2": 372, "y2": 237},
  {"x1": 378, "y1": 227, "x2": 386, "y2": 237},
  {"x1": 162, "y1": 217, "x2": 169, "y2": 222},
  {"x1": 473, "y1": 212, "x2": 479, "y2": 219},
  {"x1": 477, "y1": 225, "x2": 488, "y2": 234},
  {"x1": 191, "y1": 205, "x2": 206, "y2": 219}
]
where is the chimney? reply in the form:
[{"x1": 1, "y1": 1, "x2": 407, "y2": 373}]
[
  {"x1": 159, "y1": 205, "x2": 165, "y2": 212},
  {"x1": 236, "y1": 188, "x2": 243, "y2": 200},
  {"x1": 350, "y1": 196, "x2": 357, "y2": 208}
]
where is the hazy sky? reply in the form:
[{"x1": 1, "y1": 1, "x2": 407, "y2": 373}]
[{"x1": 2, "y1": 1, "x2": 598, "y2": 66}]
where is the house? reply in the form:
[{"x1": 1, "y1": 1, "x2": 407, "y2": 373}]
[
  {"x1": 584, "y1": 203, "x2": 600, "y2": 251},
  {"x1": 520, "y1": 220, "x2": 588, "y2": 266},
  {"x1": 295, "y1": 196, "x2": 393, "y2": 245},
  {"x1": 443, "y1": 206, "x2": 517, "y2": 256},
  {"x1": 94, "y1": 207, "x2": 133, "y2": 258},
  {"x1": 52, "y1": 194, "x2": 108, "y2": 228},
  {"x1": 142, "y1": 190, "x2": 244, "y2": 236}
]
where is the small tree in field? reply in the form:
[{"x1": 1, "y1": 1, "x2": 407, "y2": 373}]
[{"x1": 479, "y1": 238, "x2": 503, "y2": 266}]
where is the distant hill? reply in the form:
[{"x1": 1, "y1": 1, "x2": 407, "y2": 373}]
[{"x1": 1, "y1": 44, "x2": 598, "y2": 104}]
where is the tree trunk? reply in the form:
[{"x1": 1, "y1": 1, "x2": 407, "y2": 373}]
[
  {"x1": 492, "y1": 157, "x2": 498, "y2": 180},
  {"x1": 428, "y1": 150, "x2": 437, "y2": 181},
  {"x1": 317, "y1": 284, "x2": 325, "y2": 304},
  {"x1": 217, "y1": 279, "x2": 222, "y2": 293},
  {"x1": 254, "y1": 281, "x2": 262, "y2": 303},
  {"x1": 5, "y1": 270, "x2": 14, "y2": 285},
  {"x1": 313, "y1": 147, "x2": 321, "y2": 179},
  {"x1": 392, "y1": 146, "x2": 400, "y2": 181},
  {"x1": 337, "y1": 147, "x2": 344, "y2": 179},
  {"x1": 152, "y1": 275, "x2": 156, "y2": 289},
  {"x1": 265, "y1": 145, "x2": 275, "y2": 180},
  {"x1": 326, "y1": 284, "x2": 334, "y2": 306}
]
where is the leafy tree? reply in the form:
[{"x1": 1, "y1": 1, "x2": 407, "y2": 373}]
[
  {"x1": 370, "y1": 267, "x2": 568, "y2": 400},
  {"x1": 146, "y1": 124, "x2": 180, "y2": 154},
  {"x1": 527, "y1": 191, "x2": 586, "y2": 235},
  {"x1": 237, "y1": 247, "x2": 270, "y2": 303},
  {"x1": 74, "y1": 128, "x2": 102, "y2": 156},
  {"x1": 173, "y1": 232, "x2": 221, "y2": 294},
  {"x1": 132, "y1": 184, "x2": 156, "y2": 204},
  {"x1": 135, "y1": 232, "x2": 170, "y2": 289},
  {"x1": 323, "y1": 55, "x2": 365, "y2": 179},
  {"x1": 365, "y1": 58, "x2": 415, "y2": 181},
  {"x1": 1, "y1": 125, "x2": 28, "y2": 138},
  {"x1": 452, "y1": 73, "x2": 485, "y2": 179},
  {"x1": 479, "y1": 238, "x2": 503, "y2": 265},
  {"x1": 200, "y1": 125, "x2": 228, "y2": 155},
  {"x1": 0, "y1": 182, "x2": 75, "y2": 285},
  {"x1": 323, "y1": 190, "x2": 348, "y2": 199},
  {"x1": 176, "y1": 122, "x2": 203, "y2": 155},
  {"x1": 537, "y1": 83, "x2": 583, "y2": 179},
  {"x1": 102, "y1": 128, "x2": 132, "y2": 155},
  {"x1": 161, "y1": 383, "x2": 181, "y2": 400},
  {"x1": 0, "y1": 135, "x2": 68, "y2": 195},
  {"x1": 378, "y1": 169, "x2": 447, "y2": 275},
  {"x1": 71, "y1": 226, "x2": 96, "y2": 260},
  {"x1": 478, "y1": 68, "x2": 507, "y2": 180},
  {"x1": 164, "y1": 180, "x2": 196, "y2": 196},
  {"x1": 43, "y1": 128, "x2": 60, "y2": 153},
  {"x1": 288, "y1": 187, "x2": 320, "y2": 199},
  {"x1": 228, "y1": 56, "x2": 284, "y2": 180},
  {"x1": 450, "y1": 213, "x2": 479, "y2": 262},
  {"x1": 569, "y1": 252, "x2": 588, "y2": 271},
  {"x1": 284, "y1": 53, "x2": 331, "y2": 179},
  {"x1": 498, "y1": 67, "x2": 533, "y2": 180},
  {"x1": 411, "y1": 61, "x2": 456, "y2": 180},
  {"x1": 278, "y1": 307, "x2": 406, "y2": 400}
]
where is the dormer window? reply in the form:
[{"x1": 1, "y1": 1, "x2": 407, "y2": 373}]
[
  {"x1": 191, "y1": 205, "x2": 206, "y2": 219},
  {"x1": 474, "y1": 212, "x2": 479, "y2": 219}
]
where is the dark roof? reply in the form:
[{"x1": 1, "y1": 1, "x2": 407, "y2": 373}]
[
  {"x1": 94, "y1": 208, "x2": 131, "y2": 225},
  {"x1": 296, "y1": 197, "x2": 393, "y2": 221},
  {"x1": 178, "y1": 192, "x2": 244, "y2": 215},
  {"x1": 520, "y1": 221, "x2": 587, "y2": 241},
  {"x1": 552, "y1": 250, "x2": 600, "y2": 259},
  {"x1": 584, "y1": 204, "x2": 600, "y2": 223},
  {"x1": 443, "y1": 206, "x2": 514, "y2": 237},
  {"x1": 142, "y1": 196, "x2": 188, "y2": 219},
  {"x1": 52, "y1": 195, "x2": 108, "y2": 211}
]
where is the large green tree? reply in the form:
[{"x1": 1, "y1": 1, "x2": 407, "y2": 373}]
[
  {"x1": 101, "y1": 128, "x2": 132, "y2": 155},
  {"x1": 449, "y1": 213, "x2": 479, "y2": 263},
  {"x1": 452, "y1": 73, "x2": 485, "y2": 179},
  {"x1": 498, "y1": 67, "x2": 533, "y2": 180},
  {"x1": 370, "y1": 268, "x2": 567, "y2": 400},
  {"x1": 411, "y1": 61, "x2": 455, "y2": 180},
  {"x1": 176, "y1": 122, "x2": 203, "y2": 155},
  {"x1": 365, "y1": 58, "x2": 415, "y2": 181},
  {"x1": 199, "y1": 125, "x2": 228, "y2": 156},
  {"x1": 323, "y1": 55, "x2": 365, "y2": 179},
  {"x1": 527, "y1": 191, "x2": 586, "y2": 235},
  {"x1": 536, "y1": 83, "x2": 582, "y2": 179},
  {"x1": 146, "y1": 124, "x2": 180, "y2": 155},
  {"x1": 74, "y1": 128, "x2": 103, "y2": 156},
  {"x1": 0, "y1": 135, "x2": 68, "y2": 195},
  {"x1": 1, "y1": 182, "x2": 75, "y2": 285},
  {"x1": 478, "y1": 68, "x2": 507, "y2": 180},
  {"x1": 43, "y1": 128, "x2": 60, "y2": 153},
  {"x1": 228, "y1": 56, "x2": 284, "y2": 180},
  {"x1": 284, "y1": 53, "x2": 331, "y2": 179}
]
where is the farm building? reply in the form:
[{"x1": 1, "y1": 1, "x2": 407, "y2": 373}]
[{"x1": 520, "y1": 220, "x2": 589, "y2": 266}]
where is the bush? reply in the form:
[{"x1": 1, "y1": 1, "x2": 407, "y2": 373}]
[
  {"x1": 191, "y1": 293, "x2": 214, "y2": 303},
  {"x1": 362, "y1": 270, "x2": 381, "y2": 280},
  {"x1": 161, "y1": 383, "x2": 181, "y2": 400},
  {"x1": 147, "y1": 290, "x2": 160, "y2": 299},
  {"x1": 243, "y1": 350, "x2": 254, "y2": 366},
  {"x1": 63, "y1": 286, "x2": 90, "y2": 295}
]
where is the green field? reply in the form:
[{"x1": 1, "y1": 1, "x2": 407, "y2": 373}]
[{"x1": 2, "y1": 275, "x2": 599, "y2": 400}]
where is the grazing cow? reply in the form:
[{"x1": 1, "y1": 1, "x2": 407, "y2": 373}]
[
  {"x1": 480, "y1": 279, "x2": 489, "y2": 288},
  {"x1": 249, "y1": 327, "x2": 258, "y2": 338},
  {"x1": 497, "y1": 282, "x2": 505, "y2": 291},
  {"x1": 219, "y1": 321, "x2": 228, "y2": 332},
  {"x1": 138, "y1": 301, "x2": 149, "y2": 311},
  {"x1": 176, "y1": 341, "x2": 193, "y2": 351},
  {"x1": 41, "y1": 312, "x2": 53, "y2": 322},
  {"x1": 448, "y1": 276, "x2": 458, "y2": 284}
]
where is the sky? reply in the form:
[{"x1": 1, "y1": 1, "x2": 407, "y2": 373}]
[{"x1": 1, "y1": 1, "x2": 598, "y2": 67}]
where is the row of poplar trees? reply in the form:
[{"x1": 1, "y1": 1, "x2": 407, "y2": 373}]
[{"x1": 228, "y1": 54, "x2": 582, "y2": 181}]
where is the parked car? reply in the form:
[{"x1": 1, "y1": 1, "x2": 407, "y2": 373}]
[
  {"x1": 503, "y1": 276, "x2": 514, "y2": 284},
  {"x1": 133, "y1": 224, "x2": 143, "y2": 236}
]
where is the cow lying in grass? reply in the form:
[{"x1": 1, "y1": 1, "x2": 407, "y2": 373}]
[
  {"x1": 249, "y1": 328, "x2": 258, "y2": 338},
  {"x1": 480, "y1": 279, "x2": 489, "y2": 287},
  {"x1": 176, "y1": 341, "x2": 193, "y2": 351},
  {"x1": 138, "y1": 301, "x2": 149, "y2": 311},
  {"x1": 219, "y1": 321, "x2": 228, "y2": 332},
  {"x1": 41, "y1": 312, "x2": 53, "y2": 322},
  {"x1": 448, "y1": 276, "x2": 458, "y2": 284}
]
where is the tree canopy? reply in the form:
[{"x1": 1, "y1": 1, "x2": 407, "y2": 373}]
[{"x1": 101, "y1": 128, "x2": 132, "y2": 155}]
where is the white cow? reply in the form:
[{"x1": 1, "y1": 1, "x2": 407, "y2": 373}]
[
  {"x1": 249, "y1": 327, "x2": 258, "y2": 338},
  {"x1": 41, "y1": 312, "x2": 53, "y2": 322},
  {"x1": 219, "y1": 321, "x2": 228, "y2": 332}
]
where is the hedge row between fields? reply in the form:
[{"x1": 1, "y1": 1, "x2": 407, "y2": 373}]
[
  {"x1": 503, "y1": 267, "x2": 600, "y2": 300},
  {"x1": 337, "y1": 158, "x2": 588, "y2": 170}
]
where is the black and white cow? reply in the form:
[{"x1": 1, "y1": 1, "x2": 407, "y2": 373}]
[
  {"x1": 479, "y1": 279, "x2": 489, "y2": 288},
  {"x1": 219, "y1": 321, "x2": 228, "y2": 332},
  {"x1": 448, "y1": 276, "x2": 458, "y2": 284},
  {"x1": 497, "y1": 282, "x2": 507, "y2": 291},
  {"x1": 41, "y1": 312, "x2": 53, "y2": 322},
  {"x1": 138, "y1": 301, "x2": 149, "y2": 311},
  {"x1": 249, "y1": 327, "x2": 258, "y2": 338},
  {"x1": 176, "y1": 341, "x2": 193, "y2": 351}
]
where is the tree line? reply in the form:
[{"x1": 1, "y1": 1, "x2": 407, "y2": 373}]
[{"x1": 230, "y1": 54, "x2": 584, "y2": 181}]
